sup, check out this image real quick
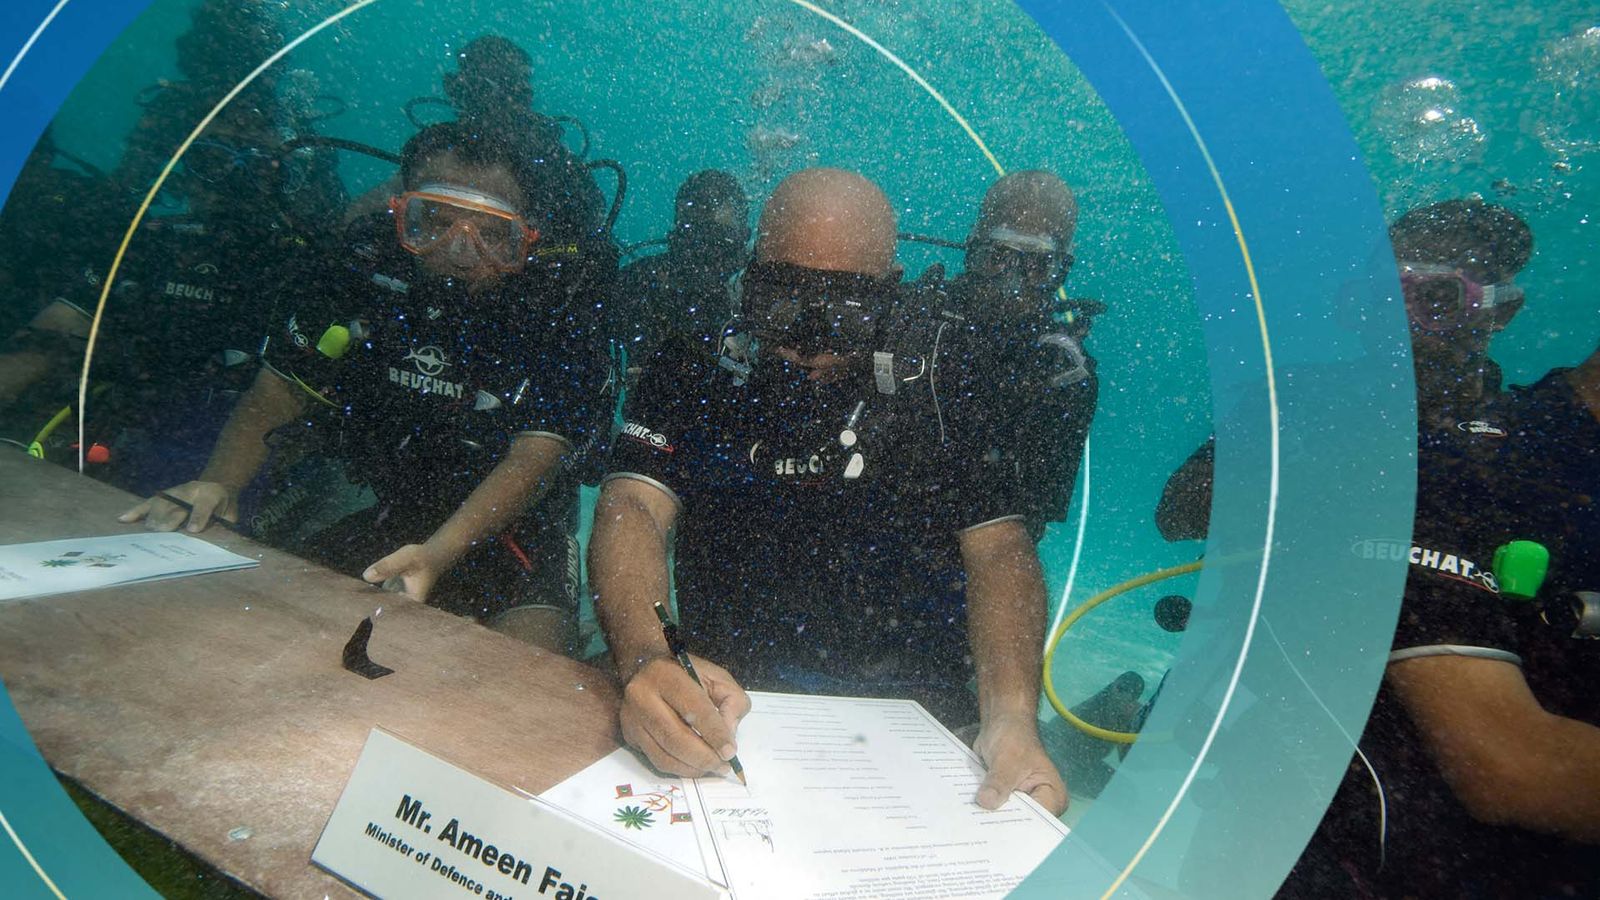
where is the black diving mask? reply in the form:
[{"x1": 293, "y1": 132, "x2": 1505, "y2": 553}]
[{"x1": 740, "y1": 260, "x2": 898, "y2": 355}]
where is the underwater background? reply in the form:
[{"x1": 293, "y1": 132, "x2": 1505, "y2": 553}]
[{"x1": 7, "y1": 0, "x2": 1597, "y2": 871}]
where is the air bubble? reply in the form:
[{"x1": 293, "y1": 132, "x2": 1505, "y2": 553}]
[
  {"x1": 1373, "y1": 75, "x2": 1486, "y2": 171},
  {"x1": 1534, "y1": 26, "x2": 1600, "y2": 162}
]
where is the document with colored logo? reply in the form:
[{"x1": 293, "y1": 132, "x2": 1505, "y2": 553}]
[{"x1": 0, "y1": 533, "x2": 258, "y2": 602}]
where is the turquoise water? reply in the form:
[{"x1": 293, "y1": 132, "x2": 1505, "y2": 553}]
[{"x1": 23, "y1": 0, "x2": 1600, "y2": 776}]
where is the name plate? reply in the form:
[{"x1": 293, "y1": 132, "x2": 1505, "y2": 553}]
[{"x1": 313, "y1": 729, "x2": 723, "y2": 900}]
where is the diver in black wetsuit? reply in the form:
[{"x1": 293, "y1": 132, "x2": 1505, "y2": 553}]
[
  {"x1": 614, "y1": 170, "x2": 750, "y2": 380},
  {"x1": 911, "y1": 170, "x2": 1099, "y2": 543},
  {"x1": 0, "y1": 104, "x2": 339, "y2": 497},
  {"x1": 591, "y1": 167, "x2": 1069, "y2": 816},
  {"x1": 346, "y1": 34, "x2": 606, "y2": 235},
  {"x1": 1266, "y1": 200, "x2": 1600, "y2": 899},
  {"x1": 120, "y1": 122, "x2": 616, "y2": 655}
]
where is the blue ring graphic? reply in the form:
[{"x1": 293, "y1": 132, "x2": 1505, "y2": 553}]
[{"x1": 0, "y1": 1, "x2": 1412, "y2": 897}]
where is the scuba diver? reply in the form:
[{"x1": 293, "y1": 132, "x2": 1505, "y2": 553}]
[
  {"x1": 0, "y1": 99, "x2": 337, "y2": 500},
  {"x1": 1233, "y1": 199, "x2": 1600, "y2": 898},
  {"x1": 909, "y1": 170, "x2": 1100, "y2": 543},
  {"x1": 116, "y1": 0, "x2": 346, "y2": 233},
  {"x1": 615, "y1": 169, "x2": 751, "y2": 381},
  {"x1": 0, "y1": 127, "x2": 123, "y2": 342},
  {"x1": 589, "y1": 167, "x2": 1067, "y2": 816},
  {"x1": 345, "y1": 34, "x2": 606, "y2": 235},
  {"x1": 1157, "y1": 198, "x2": 1532, "y2": 544},
  {"x1": 121, "y1": 120, "x2": 618, "y2": 656}
]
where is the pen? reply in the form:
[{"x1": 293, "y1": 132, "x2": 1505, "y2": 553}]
[
  {"x1": 157, "y1": 491, "x2": 240, "y2": 533},
  {"x1": 653, "y1": 601, "x2": 747, "y2": 786}
]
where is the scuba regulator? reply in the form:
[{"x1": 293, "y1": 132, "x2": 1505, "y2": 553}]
[{"x1": 1493, "y1": 539, "x2": 1599, "y2": 639}]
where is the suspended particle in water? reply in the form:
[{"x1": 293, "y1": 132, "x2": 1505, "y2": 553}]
[
  {"x1": 1534, "y1": 26, "x2": 1600, "y2": 160},
  {"x1": 1372, "y1": 75, "x2": 1486, "y2": 171},
  {"x1": 785, "y1": 36, "x2": 837, "y2": 67},
  {"x1": 747, "y1": 124, "x2": 805, "y2": 155}
]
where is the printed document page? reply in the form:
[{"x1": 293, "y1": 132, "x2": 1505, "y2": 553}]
[
  {"x1": 0, "y1": 533, "x2": 259, "y2": 601},
  {"x1": 684, "y1": 692, "x2": 1068, "y2": 900},
  {"x1": 539, "y1": 746, "x2": 723, "y2": 886}
]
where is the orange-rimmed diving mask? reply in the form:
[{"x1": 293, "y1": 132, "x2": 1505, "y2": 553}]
[{"x1": 390, "y1": 184, "x2": 540, "y2": 272}]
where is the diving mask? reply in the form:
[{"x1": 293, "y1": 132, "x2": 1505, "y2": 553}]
[
  {"x1": 1399, "y1": 261, "x2": 1522, "y2": 333},
  {"x1": 185, "y1": 138, "x2": 308, "y2": 195},
  {"x1": 739, "y1": 261, "x2": 898, "y2": 354},
  {"x1": 972, "y1": 226, "x2": 1074, "y2": 297},
  {"x1": 391, "y1": 184, "x2": 540, "y2": 272}
]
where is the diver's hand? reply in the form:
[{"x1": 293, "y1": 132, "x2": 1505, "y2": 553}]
[
  {"x1": 974, "y1": 712, "x2": 1069, "y2": 816},
  {"x1": 362, "y1": 543, "x2": 447, "y2": 603},
  {"x1": 620, "y1": 654, "x2": 750, "y2": 778},
  {"x1": 119, "y1": 481, "x2": 238, "y2": 533}
]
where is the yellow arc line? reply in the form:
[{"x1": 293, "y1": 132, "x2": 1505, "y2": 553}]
[
  {"x1": 781, "y1": 0, "x2": 1006, "y2": 178},
  {"x1": 76, "y1": 0, "x2": 388, "y2": 471},
  {"x1": 0, "y1": 806, "x2": 68, "y2": 899}
]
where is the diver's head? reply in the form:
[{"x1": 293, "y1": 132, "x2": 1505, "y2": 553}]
[
  {"x1": 393, "y1": 122, "x2": 541, "y2": 292},
  {"x1": 175, "y1": 0, "x2": 283, "y2": 93},
  {"x1": 444, "y1": 35, "x2": 535, "y2": 125},
  {"x1": 668, "y1": 170, "x2": 751, "y2": 280},
  {"x1": 1390, "y1": 199, "x2": 1530, "y2": 376},
  {"x1": 744, "y1": 168, "x2": 900, "y2": 381},
  {"x1": 174, "y1": 106, "x2": 298, "y2": 222},
  {"x1": 964, "y1": 170, "x2": 1077, "y2": 322}
]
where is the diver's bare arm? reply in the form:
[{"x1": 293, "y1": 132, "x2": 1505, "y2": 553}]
[
  {"x1": 1390, "y1": 654, "x2": 1600, "y2": 843},
  {"x1": 197, "y1": 367, "x2": 307, "y2": 492},
  {"x1": 418, "y1": 433, "x2": 567, "y2": 569},
  {"x1": 0, "y1": 349, "x2": 53, "y2": 409},
  {"x1": 0, "y1": 300, "x2": 92, "y2": 408},
  {"x1": 962, "y1": 517, "x2": 1049, "y2": 721},
  {"x1": 589, "y1": 477, "x2": 679, "y2": 681}
]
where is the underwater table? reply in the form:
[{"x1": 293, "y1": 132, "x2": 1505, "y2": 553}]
[{"x1": 0, "y1": 451, "x2": 622, "y2": 898}]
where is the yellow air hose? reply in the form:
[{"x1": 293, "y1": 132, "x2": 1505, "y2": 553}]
[
  {"x1": 1043, "y1": 559, "x2": 1205, "y2": 744},
  {"x1": 27, "y1": 406, "x2": 73, "y2": 459}
]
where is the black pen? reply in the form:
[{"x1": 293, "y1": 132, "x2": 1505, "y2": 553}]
[
  {"x1": 653, "y1": 601, "x2": 747, "y2": 785},
  {"x1": 157, "y1": 491, "x2": 240, "y2": 534}
]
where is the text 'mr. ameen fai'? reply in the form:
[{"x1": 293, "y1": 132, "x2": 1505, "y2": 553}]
[{"x1": 363, "y1": 793, "x2": 600, "y2": 899}]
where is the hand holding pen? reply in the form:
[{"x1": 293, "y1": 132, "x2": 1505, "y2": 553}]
[
  {"x1": 616, "y1": 602, "x2": 751, "y2": 783},
  {"x1": 654, "y1": 602, "x2": 747, "y2": 785}
]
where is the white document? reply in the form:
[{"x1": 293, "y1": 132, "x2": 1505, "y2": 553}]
[
  {"x1": 0, "y1": 533, "x2": 258, "y2": 602},
  {"x1": 684, "y1": 692, "x2": 1069, "y2": 900},
  {"x1": 538, "y1": 746, "x2": 725, "y2": 887}
]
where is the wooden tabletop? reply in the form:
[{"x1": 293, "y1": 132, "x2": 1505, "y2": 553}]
[{"x1": 0, "y1": 450, "x2": 622, "y2": 897}]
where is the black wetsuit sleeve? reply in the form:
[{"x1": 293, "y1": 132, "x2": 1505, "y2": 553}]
[
  {"x1": 1023, "y1": 352, "x2": 1099, "y2": 540},
  {"x1": 605, "y1": 337, "x2": 702, "y2": 504},
  {"x1": 1156, "y1": 437, "x2": 1215, "y2": 542},
  {"x1": 505, "y1": 303, "x2": 614, "y2": 455}
]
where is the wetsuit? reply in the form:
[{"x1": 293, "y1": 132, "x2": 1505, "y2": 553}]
[
  {"x1": 261, "y1": 215, "x2": 615, "y2": 622},
  {"x1": 606, "y1": 318, "x2": 1027, "y2": 727},
  {"x1": 613, "y1": 251, "x2": 736, "y2": 383},
  {"x1": 910, "y1": 268, "x2": 1099, "y2": 542},
  {"x1": 1280, "y1": 386, "x2": 1600, "y2": 899},
  {"x1": 0, "y1": 212, "x2": 311, "y2": 496}
]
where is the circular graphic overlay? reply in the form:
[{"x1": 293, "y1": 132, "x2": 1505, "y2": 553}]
[{"x1": 0, "y1": 2, "x2": 1410, "y2": 897}]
